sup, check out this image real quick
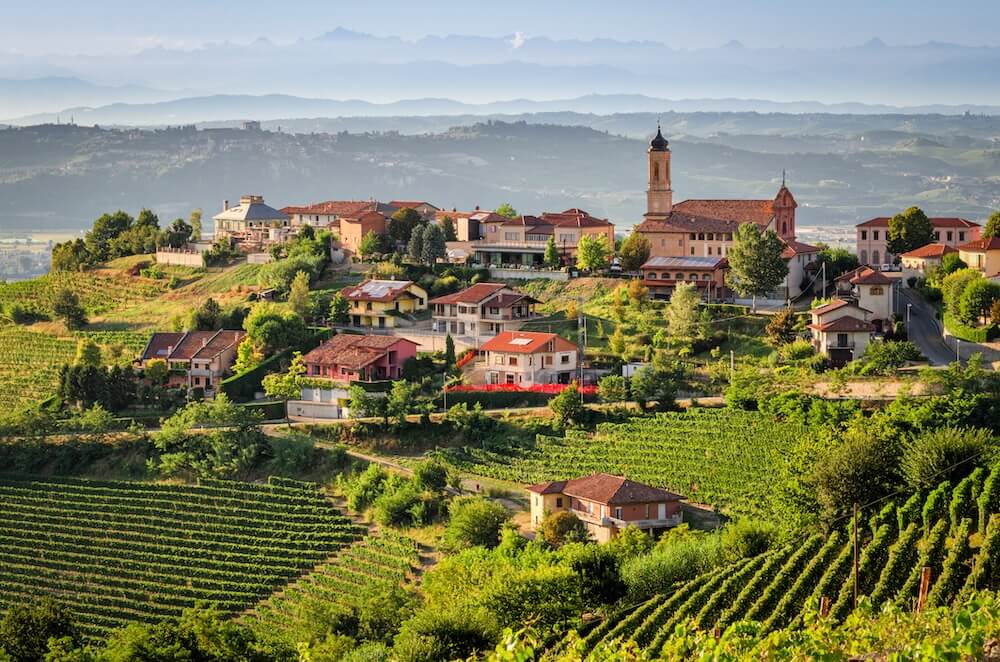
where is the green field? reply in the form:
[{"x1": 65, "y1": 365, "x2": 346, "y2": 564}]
[
  {"x1": 437, "y1": 408, "x2": 806, "y2": 521},
  {"x1": 0, "y1": 270, "x2": 167, "y2": 317},
  {"x1": 0, "y1": 475, "x2": 365, "y2": 639},
  {"x1": 580, "y1": 467, "x2": 1000, "y2": 656}
]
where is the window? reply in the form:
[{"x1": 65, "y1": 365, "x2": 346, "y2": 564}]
[
  {"x1": 934, "y1": 231, "x2": 940, "y2": 240},
  {"x1": 504, "y1": 232, "x2": 518, "y2": 241},
  {"x1": 494, "y1": 355, "x2": 503, "y2": 365},
  {"x1": 508, "y1": 357, "x2": 518, "y2": 366},
  {"x1": 837, "y1": 333, "x2": 849, "y2": 347},
  {"x1": 690, "y1": 247, "x2": 695, "y2": 255},
  {"x1": 708, "y1": 233, "x2": 715, "y2": 240},
  {"x1": 690, "y1": 273, "x2": 698, "y2": 280},
  {"x1": 660, "y1": 238, "x2": 666, "y2": 247},
  {"x1": 959, "y1": 231, "x2": 966, "y2": 241},
  {"x1": 698, "y1": 233, "x2": 705, "y2": 240},
  {"x1": 560, "y1": 354, "x2": 570, "y2": 364},
  {"x1": 947, "y1": 231, "x2": 953, "y2": 242},
  {"x1": 873, "y1": 230, "x2": 879, "y2": 240},
  {"x1": 544, "y1": 355, "x2": 552, "y2": 365},
  {"x1": 861, "y1": 230, "x2": 867, "y2": 240},
  {"x1": 870, "y1": 286, "x2": 884, "y2": 295},
  {"x1": 703, "y1": 274, "x2": 711, "y2": 280},
  {"x1": 707, "y1": 246, "x2": 713, "y2": 255},
  {"x1": 556, "y1": 497, "x2": 563, "y2": 508},
  {"x1": 689, "y1": 233, "x2": 696, "y2": 240}
]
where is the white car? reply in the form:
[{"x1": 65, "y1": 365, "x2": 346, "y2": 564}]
[{"x1": 880, "y1": 263, "x2": 898, "y2": 272}]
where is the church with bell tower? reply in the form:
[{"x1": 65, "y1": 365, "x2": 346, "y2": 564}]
[{"x1": 636, "y1": 124, "x2": 821, "y2": 300}]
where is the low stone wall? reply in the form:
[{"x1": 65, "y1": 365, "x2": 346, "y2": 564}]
[
  {"x1": 247, "y1": 253, "x2": 273, "y2": 264},
  {"x1": 155, "y1": 249, "x2": 203, "y2": 267},
  {"x1": 488, "y1": 267, "x2": 569, "y2": 281}
]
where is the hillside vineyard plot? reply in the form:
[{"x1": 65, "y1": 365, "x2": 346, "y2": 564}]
[
  {"x1": 0, "y1": 476, "x2": 365, "y2": 638},
  {"x1": 439, "y1": 409, "x2": 806, "y2": 520},
  {"x1": 581, "y1": 466, "x2": 1000, "y2": 658},
  {"x1": 0, "y1": 271, "x2": 166, "y2": 317}
]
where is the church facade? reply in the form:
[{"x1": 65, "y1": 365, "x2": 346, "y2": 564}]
[{"x1": 635, "y1": 127, "x2": 820, "y2": 301}]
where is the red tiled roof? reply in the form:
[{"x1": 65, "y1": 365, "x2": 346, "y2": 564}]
[
  {"x1": 429, "y1": 283, "x2": 506, "y2": 305},
  {"x1": 781, "y1": 239, "x2": 821, "y2": 259},
  {"x1": 166, "y1": 331, "x2": 219, "y2": 360},
  {"x1": 851, "y1": 269, "x2": 894, "y2": 285},
  {"x1": 835, "y1": 266, "x2": 870, "y2": 284},
  {"x1": 958, "y1": 236, "x2": 1000, "y2": 252},
  {"x1": 281, "y1": 200, "x2": 382, "y2": 216},
  {"x1": 340, "y1": 210, "x2": 387, "y2": 225},
  {"x1": 810, "y1": 299, "x2": 872, "y2": 317},
  {"x1": 140, "y1": 332, "x2": 184, "y2": 361},
  {"x1": 637, "y1": 212, "x2": 742, "y2": 235},
  {"x1": 900, "y1": 243, "x2": 956, "y2": 259},
  {"x1": 342, "y1": 280, "x2": 420, "y2": 303},
  {"x1": 192, "y1": 330, "x2": 245, "y2": 360},
  {"x1": 528, "y1": 473, "x2": 683, "y2": 505},
  {"x1": 809, "y1": 316, "x2": 875, "y2": 333},
  {"x1": 479, "y1": 331, "x2": 577, "y2": 354},
  {"x1": 856, "y1": 216, "x2": 979, "y2": 228},
  {"x1": 673, "y1": 199, "x2": 775, "y2": 226},
  {"x1": 302, "y1": 334, "x2": 418, "y2": 371},
  {"x1": 389, "y1": 200, "x2": 437, "y2": 210}
]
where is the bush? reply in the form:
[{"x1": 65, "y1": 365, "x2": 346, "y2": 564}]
[
  {"x1": 392, "y1": 607, "x2": 496, "y2": 662},
  {"x1": 943, "y1": 310, "x2": 999, "y2": 343},
  {"x1": 597, "y1": 374, "x2": 627, "y2": 403},
  {"x1": 442, "y1": 497, "x2": 511, "y2": 551},
  {"x1": 901, "y1": 426, "x2": 995, "y2": 490},
  {"x1": 856, "y1": 340, "x2": 922, "y2": 375},
  {"x1": 548, "y1": 384, "x2": 586, "y2": 425},
  {"x1": 812, "y1": 430, "x2": 902, "y2": 521},
  {"x1": 778, "y1": 339, "x2": 815, "y2": 361},
  {"x1": 413, "y1": 460, "x2": 449, "y2": 492},
  {"x1": 621, "y1": 531, "x2": 723, "y2": 600},
  {"x1": 720, "y1": 519, "x2": 778, "y2": 563},
  {"x1": 539, "y1": 511, "x2": 588, "y2": 546}
]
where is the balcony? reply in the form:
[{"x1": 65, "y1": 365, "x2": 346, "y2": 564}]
[{"x1": 572, "y1": 508, "x2": 683, "y2": 530}]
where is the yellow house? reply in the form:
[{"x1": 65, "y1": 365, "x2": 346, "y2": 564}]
[
  {"x1": 958, "y1": 237, "x2": 1000, "y2": 276},
  {"x1": 341, "y1": 279, "x2": 428, "y2": 329}
]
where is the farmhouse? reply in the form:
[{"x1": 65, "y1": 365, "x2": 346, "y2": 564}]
[
  {"x1": 138, "y1": 330, "x2": 245, "y2": 393},
  {"x1": 639, "y1": 255, "x2": 729, "y2": 301},
  {"x1": 527, "y1": 473, "x2": 684, "y2": 543},
  {"x1": 478, "y1": 331, "x2": 578, "y2": 386},
  {"x1": 635, "y1": 127, "x2": 819, "y2": 299},
  {"x1": 430, "y1": 282, "x2": 539, "y2": 337},
  {"x1": 341, "y1": 279, "x2": 428, "y2": 328},
  {"x1": 808, "y1": 299, "x2": 874, "y2": 365},
  {"x1": 212, "y1": 195, "x2": 290, "y2": 251},
  {"x1": 855, "y1": 217, "x2": 980, "y2": 267},
  {"x1": 300, "y1": 334, "x2": 418, "y2": 382}
]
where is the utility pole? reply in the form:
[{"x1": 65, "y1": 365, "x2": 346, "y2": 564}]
[
  {"x1": 821, "y1": 261, "x2": 826, "y2": 299},
  {"x1": 853, "y1": 502, "x2": 860, "y2": 610},
  {"x1": 578, "y1": 296, "x2": 586, "y2": 404}
]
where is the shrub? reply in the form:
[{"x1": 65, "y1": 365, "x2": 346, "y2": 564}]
[
  {"x1": 778, "y1": 339, "x2": 815, "y2": 361},
  {"x1": 813, "y1": 430, "x2": 902, "y2": 521},
  {"x1": 856, "y1": 340, "x2": 922, "y2": 375},
  {"x1": 442, "y1": 497, "x2": 510, "y2": 550},
  {"x1": 597, "y1": 374, "x2": 627, "y2": 403},
  {"x1": 720, "y1": 519, "x2": 778, "y2": 563},
  {"x1": 539, "y1": 511, "x2": 588, "y2": 546},
  {"x1": 413, "y1": 460, "x2": 449, "y2": 492},
  {"x1": 901, "y1": 426, "x2": 995, "y2": 490},
  {"x1": 548, "y1": 383, "x2": 586, "y2": 426},
  {"x1": 392, "y1": 607, "x2": 496, "y2": 662}
]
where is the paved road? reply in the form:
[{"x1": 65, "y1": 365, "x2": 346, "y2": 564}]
[{"x1": 900, "y1": 289, "x2": 958, "y2": 366}]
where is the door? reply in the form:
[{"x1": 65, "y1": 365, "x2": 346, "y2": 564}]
[{"x1": 657, "y1": 503, "x2": 666, "y2": 520}]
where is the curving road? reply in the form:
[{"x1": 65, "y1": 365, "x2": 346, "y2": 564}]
[{"x1": 900, "y1": 289, "x2": 959, "y2": 366}]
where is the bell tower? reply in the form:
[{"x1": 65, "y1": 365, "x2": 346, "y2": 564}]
[{"x1": 646, "y1": 124, "x2": 672, "y2": 217}]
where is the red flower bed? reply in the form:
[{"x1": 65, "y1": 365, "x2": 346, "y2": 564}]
[
  {"x1": 446, "y1": 382, "x2": 597, "y2": 395},
  {"x1": 455, "y1": 349, "x2": 477, "y2": 369}
]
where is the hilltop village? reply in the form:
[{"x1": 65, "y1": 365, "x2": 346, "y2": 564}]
[{"x1": 0, "y1": 127, "x2": 999, "y2": 660}]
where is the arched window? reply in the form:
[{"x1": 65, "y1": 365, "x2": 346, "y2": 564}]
[
  {"x1": 782, "y1": 222, "x2": 787, "y2": 235},
  {"x1": 653, "y1": 163, "x2": 660, "y2": 182},
  {"x1": 860, "y1": 250, "x2": 868, "y2": 265},
  {"x1": 689, "y1": 273, "x2": 698, "y2": 280},
  {"x1": 872, "y1": 250, "x2": 880, "y2": 266},
  {"x1": 702, "y1": 274, "x2": 711, "y2": 280}
]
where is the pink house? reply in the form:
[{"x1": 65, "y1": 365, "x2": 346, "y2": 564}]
[
  {"x1": 855, "y1": 217, "x2": 980, "y2": 267},
  {"x1": 300, "y1": 334, "x2": 418, "y2": 382}
]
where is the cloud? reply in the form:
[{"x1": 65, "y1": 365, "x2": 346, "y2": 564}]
[{"x1": 509, "y1": 31, "x2": 527, "y2": 49}]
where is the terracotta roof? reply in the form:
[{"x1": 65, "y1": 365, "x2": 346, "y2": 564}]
[
  {"x1": 528, "y1": 473, "x2": 683, "y2": 505},
  {"x1": 539, "y1": 209, "x2": 613, "y2": 228},
  {"x1": 434, "y1": 210, "x2": 504, "y2": 224},
  {"x1": 856, "y1": 216, "x2": 979, "y2": 228},
  {"x1": 281, "y1": 200, "x2": 396, "y2": 217},
  {"x1": 781, "y1": 239, "x2": 821, "y2": 258},
  {"x1": 342, "y1": 279, "x2": 422, "y2": 303},
  {"x1": 165, "y1": 331, "x2": 220, "y2": 360},
  {"x1": 851, "y1": 269, "x2": 894, "y2": 285},
  {"x1": 673, "y1": 199, "x2": 775, "y2": 227},
  {"x1": 810, "y1": 299, "x2": 872, "y2": 317},
  {"x1": 958, "y1": 236, "x2": 1000, "y2": 252},
  {"x1": 430, "y1": 283, "x2": 506, "y2": 305},
  {"x1": 479, "y1": 331, "x2": 577, "y2": 354},
  {"x1": 809, "y1": 316, "x2": 875, "y2": 333},
  {"x1": 389, "y1": 200, "x2": 438, "y2": 210},
  {"x1": 900, "y1": 243, "x2": 956, "y2": 259},
  {"x1": 140, "y1": 332, "x2": 184, "y2": 361},
  {"x1": 339, "y1": 210, "x2": 387, "y2": 225},
  {"x1": 301, "y1": 334, "x2": 418, "y2": 371},
  {"x1": 835, "y1": 266, "x2": 870, "y2": 284},
  {"x1": 641, "y1": 256, "x2": 726, "y2": 270},
  {"x1": 192, "y1": 330, "x2": 245, "y2": 360},
  {"x1": 491, "y1": 293, "x2": 538, "y2": 308},
  {"x1": 637, "y1": 212, "x2": 742, "y2": 235}
]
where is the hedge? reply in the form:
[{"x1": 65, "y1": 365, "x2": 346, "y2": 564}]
[
  {"x1": 240, "y1": 400, "x2": 286, "y2": 421},
  {"x1": 436, "y1": 390, "x2": 598, "y2": 410},
  {"x1": 943, "y1": 311, "x2": 999, "y2": 343},
  {"x1": 220, "y1": 350, "x2": 291, "y2": 402}
]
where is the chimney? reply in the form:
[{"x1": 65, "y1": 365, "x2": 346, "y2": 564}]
[
  {"x1": 223, "y1": 200, "x2": 229, "y2": 211},
  {"x1": 475, "y1": 205, "x2": 480, "y2": 211}
]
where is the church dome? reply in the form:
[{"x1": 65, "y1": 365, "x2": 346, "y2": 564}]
[{"x1": 649, "y1": 126, "x2": 669, "y2": 151}]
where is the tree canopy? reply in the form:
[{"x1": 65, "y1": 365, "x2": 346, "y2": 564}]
[
  {"x1": 725, "y1": 223, "x2": 788, "y2": 310},
  {"x1": 887, "y1": 206, "x2": 935, "y2": 257},
  {"x1": 619, "y1": 232, "x2": 652, "y2": 272},
  {"x1": 576, "y1": 234, "x2": 610, "y2": 272},
  {"x1": 494, "y1": 203, "x2": 518, "y2": 219}
]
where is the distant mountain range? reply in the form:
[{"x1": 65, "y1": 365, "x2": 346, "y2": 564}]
[
  {"x1": 6, "y1": 90, "x2": 1000, "y2": 127},
  {"x1": 2, "y1": 29, "x2": 1000, "y2": 119}
]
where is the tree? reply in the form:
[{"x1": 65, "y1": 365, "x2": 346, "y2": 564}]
[
  {"x1": 597, "y1": 374, "x2": 627, "y2": 403},
  {"x1": 444, "y1": 334, "x2": 456, "y2": 368},
  {"x1": 73, "y1": 339, "x2": 101, "y2": 368},
  {"x1": 814, "y1": 245, "x2": 860, "y2": 283},
  {"x1": 287, "y1": 270, "x2": 312, "y2": 318},
  {"x1": 189, "y1": 208, "x2": 203, "y2": 241},
  {"x1": 630, "y1": 366, "x2": 678, "y2": 411},
  {"x1": 84, "y1": 210, "x2": 133, "y2": 261},
  {"x1": 262, "y1": 352, "x2": 306, "y2": 424},
  {"x1": 495, "y1": 203, "x2": 518, "y2": 218},
  {"x1": 406, "y1": 227, "x2": 424, "y2": 263},
  {"x1": 940, "y1": 252, "x2": 966, "y2": 276},
  {"x1": 145, "y1": 358, "x2": 168, "y2": 384},
  {"x1": 619, "y1": 232, "x2": 652, "y2": 272},
  {"x1": 329, "y1": 292, "x2": 350, "y2": 325},
  {"x1": 959, "y1": 278, "x2": 1000, "y2": 325},
  {"x1": 359, "y1": 230, "x2": 384, "y2": 261},
  {"x1": 242, "y1": 303, "x2": 308, "y2": 356},
  {"x1": 51, "y1": 238, "x2": 91, "y2": 272},
  {"x1": 257, "y1": 254, "x2": 324, "y2": 295},
  {"x1": 443, "y1": 497, "x2": 511, "y2": 550},
  {"x1": 348, "y1": 384, "x2": 389, "y2": 424},
  {"x1": 386, "y1": 380, "x2": 422, "y2": 428},
  {"x1": 414, "y1": 460, "x2": 449, "y2": 492},
  {"x1": 544, "y1": 236, "x2": 561, "y2": 268},
  {"x1": 812, "y1": 429, "x2": 902, "y2": 521},
  {"x1": 190, "y1": 297, "x2": 222, "y2": 330},
  {"x1": 942, "y1": 268, "x2": 982, "y2": 315},
  {"x1": 388, "y1": 208, "x2": 424, "y2": 245},
  {"x1": 548, "y1": 383, "x2": 585, "y2": 426},
  {"x1": 0, "y1": 598, "x2": 79, "y2": 662},
  {"x1": 665, "y1": 281, "x2": 707, "y2": 340},
  {"x1": 52, "y1": 289, "x2": 87, "y2": 330},
  {"x1": 164, "y1": 217, "x2": 193, "y2": 248},
  {"x1": 440, "y1": 215, "x2": 458, "y2": 242},
  {"x1": 726, "y1": 223, "x2": 789, "y2": 312},
  {"x1": 576, "y1": 234, "x2": 610, "y2": 272},
  {"x1": 766, "y1": 308, "x2": 797, "y2": 345},
  {"x1": 540, "y1": 511, "x2": 588, "y2": 546},
  {"x1": 887, "y1": 206, "x2": 935, "y2": 257},
  {"x1": 231, "y1": 337, "x2": 260, "y2": 375},
  {"x1": 608, "y1": 326, "x2": 627, "y2": 358},
  {"x1": 421, "y1": 223, "x2": 447, "y2": 265},
  {"x1": 627, "y1": 279, "x2": 648, "y2": 308},
  {"x1": 902, "y1": 427, "x2": 994, "y2": 490}
]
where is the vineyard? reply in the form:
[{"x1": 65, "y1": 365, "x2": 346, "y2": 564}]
[
  {"x1": 0, "y1": 475, "x2": 365, "y2": 639},
  {"x1": 578, "y1": 464, "x2": 1000, "y2": 658},
  {"x1": 0, "y1": 271, "x2": 167, "y2": 317},
  {"x1": 437, "y1": 409, "x2": 807, "y2": 520},
  {"x1": 251, "y1": 531, "x2": 421, "y2": 643}
]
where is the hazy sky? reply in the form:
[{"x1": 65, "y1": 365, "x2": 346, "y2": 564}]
[{"x1": 4, "y1": 0, "x2": 998, "y2": 55}]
